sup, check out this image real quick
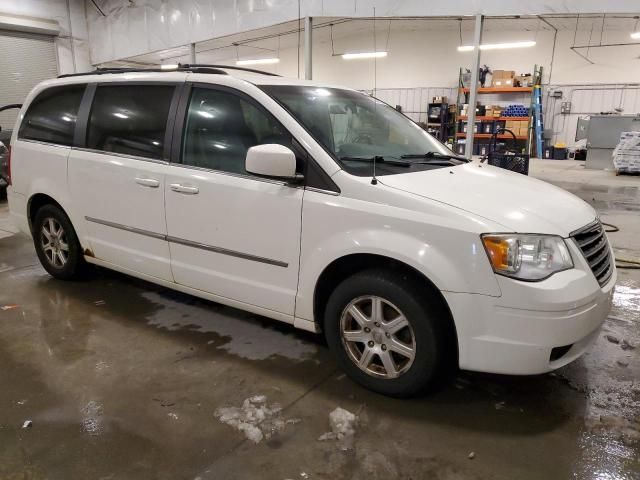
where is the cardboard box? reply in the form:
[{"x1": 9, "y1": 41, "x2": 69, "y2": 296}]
[
  {"x1": 505, "y1": 120, "x2": 520, "y2": 131},
  {"x1": 432, "y1": 96, "x2": 448, "y2": 103},
  {"x1": 492, "y1": 70, "x2": 515, "y2": 88},
  {"x1": 485, "y1": 105, "x2": 503, "y2": 118},
  {"x1": 492, "y1": 78, "x2": 514, "y2": 88},
  {"x1": 514, "y1": 74, "x2": 533, "y2": 87},
  {"x1": 493, "y1": 70, "x2": 515, "y2": 79}
]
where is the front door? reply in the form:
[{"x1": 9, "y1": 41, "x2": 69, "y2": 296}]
[
  {"x1": 164, "y1": 85, "x2": 304, "y2": 316},
  {"x1": 68, "y1": 83, "x2": 179, "y2": 281}
]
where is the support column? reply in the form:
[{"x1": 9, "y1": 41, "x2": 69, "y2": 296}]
[
  {"x1": 466, "y1": 14, "x2": 484, "y2": 160},
  {"x1": 189, "y1": 43, "x2": 196, "y2": 64},
  {"x1": 304, "y1": 16, "x2": 313, "y2": 80}
]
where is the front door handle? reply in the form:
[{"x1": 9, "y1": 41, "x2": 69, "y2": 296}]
[
  {"x1": 169, "y1": 183, "x2": 199, "y2": 195},
  {"x1": 135, "y1": 177, "x2": 160, "y2": 188}
]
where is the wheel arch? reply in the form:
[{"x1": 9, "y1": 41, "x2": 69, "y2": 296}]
[
  {"x1": 313, "y1": 253, "x2": 459, "y2": 363},
  {"x1": 27, "y1": 193, "x2": 65, "y2": 234}
]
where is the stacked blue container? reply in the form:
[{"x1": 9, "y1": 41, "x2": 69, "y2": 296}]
[{"x1": 502, "y1": 104, "x2": 530, "y2": 117}]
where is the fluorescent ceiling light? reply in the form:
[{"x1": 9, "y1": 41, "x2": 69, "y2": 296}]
[
  {"x1": 631, "y1": 32, "x2": 640, "y2": 39},
  {"x1": 236, "y1": 58, "x2": 280, "y2": 66},
  {"x1": 458, "y1": 41, "x2": 536, "y2": 52},
  {"x1": 160, "y1": 64, "x2": 178, "y2": 70},
  {"x1": 341, "y1": 51, "x2": 388, "y2": 60}
]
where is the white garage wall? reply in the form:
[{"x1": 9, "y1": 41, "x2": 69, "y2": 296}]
[
  {"x1": 0, "y1": 0, "x2": 91, "y2": 74},
  {"x1": 194, "y1": 22, "x2": 640, "y2": 144},
  {"x1": 85, "y1": 0, "x2": 640, "y2": 65},
  {"x1": 238, "y1": 24, "x2": 640, "y2": 89}
]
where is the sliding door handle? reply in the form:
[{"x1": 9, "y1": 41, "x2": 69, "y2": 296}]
[
  {"x1": 135, "y1": 177, "x2": 160, "y2": 188},
  {"x1": 169, "y1": 183, "x2": 199, "y2": 195}
]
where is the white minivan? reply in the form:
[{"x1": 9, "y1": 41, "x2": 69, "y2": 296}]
[{"x1": 7, "y1": 65, "x2": 615, "y2": 396}]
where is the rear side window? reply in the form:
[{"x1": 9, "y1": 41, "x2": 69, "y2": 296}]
[
  {"x1": 87, "y1": 85, "x2": 175, "y2": 160},
  {"x1": 18, "y1": 84, "x2": 85, "y2": 146}
]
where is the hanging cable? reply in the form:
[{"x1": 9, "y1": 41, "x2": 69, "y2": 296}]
[
  {"x1": 371, "y1": 8, "x2": 378, "y2": 186},
  {"x1": 386, "y1": 19, "x2": 391, "y2": 52},
  {"x1": 330, "y1": 24, "x2": 335, "y2": 56},
  {"x1": 297, "y1": 0, "x2": 301, "y2": 78},
  {"x1": 90, "y1": 0, "x2": 106, "y2": 16}
]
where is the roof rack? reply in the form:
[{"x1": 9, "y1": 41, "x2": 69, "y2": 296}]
[
  {"x1": 58, "y1": 63, "x2": 281, "y2": 79},
  {"x1": 179, "y1": 64, "x2": 281, "y2": 77}
]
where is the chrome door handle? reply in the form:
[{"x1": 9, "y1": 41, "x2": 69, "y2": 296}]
[
  {"x1": 135, "y1": 177, "x2": 160, "y2": 188},
  {"x1": 169, "y1": 183, "x2": 199, "y2": 195}
]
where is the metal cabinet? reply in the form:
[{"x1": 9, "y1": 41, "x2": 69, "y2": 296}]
[{"x1": 583, "y1": 115, "x2": 640, "y2": 169}]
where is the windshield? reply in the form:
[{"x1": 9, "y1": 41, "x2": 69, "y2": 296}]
[{"x1": 260, "y1": 85, "x2": 463, "y2": 176}]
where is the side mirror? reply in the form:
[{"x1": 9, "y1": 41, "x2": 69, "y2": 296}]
[{"x1": 246, "y1": 144, "x2": 301, "y2": 181}]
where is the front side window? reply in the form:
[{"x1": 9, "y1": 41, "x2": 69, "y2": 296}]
[
  {"x1": 87, "y1": 84, "x2": 175, "y2": 159},
  {"x1": 19, "y1": 84, "x2": 85, "y2": 146},
  {"x1": 260, "y1": 85, "x2": 463, "y2": 177},
  {"x1": 182, "y1": 87, "x2": 293, "y2": 175}
]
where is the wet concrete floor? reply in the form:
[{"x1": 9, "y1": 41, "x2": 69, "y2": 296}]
[{"x1": 0, "y1": 168, "x2": 639, "y2": 479}]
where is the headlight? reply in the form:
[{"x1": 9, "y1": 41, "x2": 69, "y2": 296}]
[{"x1": 481, "y1": 234, "x2": 573, "y2": 281}]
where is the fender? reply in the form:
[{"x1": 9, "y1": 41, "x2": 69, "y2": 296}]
[{"x1": 295, "y1": 224, "x2": 502, "y2": 324}]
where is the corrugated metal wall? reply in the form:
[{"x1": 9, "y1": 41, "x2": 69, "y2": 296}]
[
  {"x1": 543, "y1": 84, "x2": 640, "y2": 145},
  {"x1": 370, "y1": 87, "x2": 458, "y2": 123},
  {"x1": 368, "y1": 84, "x2": 640, "y2": 149},
  {"x1": 0, "y1": 30, "x2": 58, "y2": 132}
]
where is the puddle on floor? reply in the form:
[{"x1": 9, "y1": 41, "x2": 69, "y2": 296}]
[
  {"x1": 612, "y1": 280, "x2": 640, "y2": 318},
  {"x1": 142, "y1": 292, "x2": 318, "y2": 362}
]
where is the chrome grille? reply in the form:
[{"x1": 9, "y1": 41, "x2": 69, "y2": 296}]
[{"x1": 571, "y1": 220, "x2": 613, "y2": 287}]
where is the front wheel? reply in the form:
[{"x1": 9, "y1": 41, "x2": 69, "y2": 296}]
[
  {"x1": 33, "y1": 204, "x2": 86, "y2": 280},
  {"x1": 324, "y1": 269, "x2": 453, "y2": 397}
]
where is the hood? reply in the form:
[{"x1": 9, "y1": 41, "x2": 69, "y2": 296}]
[{"x1": 379, "y1": 162, "x2": 596, "y2": 237}]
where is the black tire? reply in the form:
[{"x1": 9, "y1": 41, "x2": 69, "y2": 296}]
[
  {"x1": 324, "y1": 269, "x2": 455, "y2": 397},
  {"x1": 33, "y1": 204, "x2": 86, "y2": 280}
]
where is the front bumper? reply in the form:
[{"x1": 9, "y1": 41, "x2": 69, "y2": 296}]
[{"x1": 444, "y1": 241, "x2": 616, "y2": 375}]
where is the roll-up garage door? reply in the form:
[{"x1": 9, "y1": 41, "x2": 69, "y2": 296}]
[{"x1": 0, "y1": 29, "x2": 58, "y2": 133}]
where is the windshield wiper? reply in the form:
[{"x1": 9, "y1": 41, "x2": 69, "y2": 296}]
[
  {"x1": 339, "y1": 155, "x2": 411, "y2": 167},
  {"x1": 400, "y1": 152, "x2": 469, "y2": 163}
]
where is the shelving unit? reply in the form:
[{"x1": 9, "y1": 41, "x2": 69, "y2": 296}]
[
  {"x1": 425, "y1": 102, "x2": 455, "y2": 142},
  {"x1": 453, "y1": 66, "x2": 543, "y2": 156},
  {"x1": 455, "y1": 133, "x2": 528, "y2": 140},
  {"x1": 460, "y1": 87, "x2": 533, "y2": 94},
  {"x1": 458, "y1": 116, "x2": 529, "y2": 121}
]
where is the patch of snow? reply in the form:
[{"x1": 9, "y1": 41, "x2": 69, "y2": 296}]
[
  {"x1": 318, "y1": 407, "x2": 358, "y2": 444},
  {"x1": 214, "y1": 395, "x2": 299, "y2": 444}
]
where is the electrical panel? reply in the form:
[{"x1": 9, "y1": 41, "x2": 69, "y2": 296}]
[
  {"x1": 561, "y1": 102, "x2": 572, "y2": 114},
  {"x1": 549, "y1": 90, "x2": 563, "y2": 98}
]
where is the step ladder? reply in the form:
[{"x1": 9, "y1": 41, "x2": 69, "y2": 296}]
[{"x1": 531, "y1": 65, "x2": 544, "y2": 158}]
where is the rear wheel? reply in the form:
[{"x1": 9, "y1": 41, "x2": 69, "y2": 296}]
[
  {"x1": 324, "y1": 269, "x2": 453, "y2": 397},
  {"x1": 33, "y1": 204, "x2": 86, "y2": 280}
]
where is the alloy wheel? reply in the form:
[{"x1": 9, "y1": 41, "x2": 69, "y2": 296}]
[
  {"x1": 41, "y1": 217, "x2": 69, "y2": 268},
  {"x1": 340, "y1": 295, "x2": 416, "y2": 379}
]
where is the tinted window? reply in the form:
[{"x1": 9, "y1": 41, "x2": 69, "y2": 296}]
[
  {"x1": 19, "y1": 85, "x2": 85, "y2": 146},
  {"x1": 87, "y1": 85, "x2": 175, "y2": 159},
  {"x1": 182, "y1": 87, "x2": 293, "y2": 174}
]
